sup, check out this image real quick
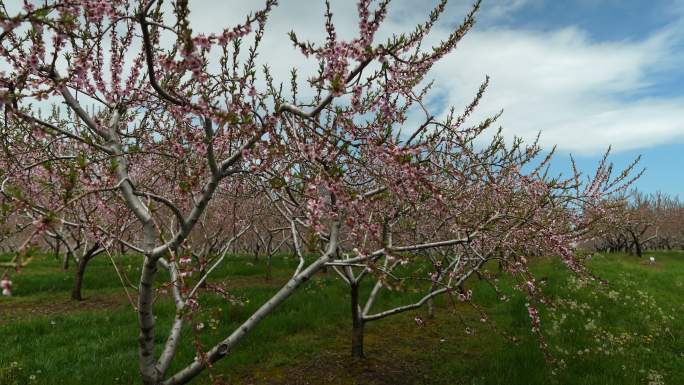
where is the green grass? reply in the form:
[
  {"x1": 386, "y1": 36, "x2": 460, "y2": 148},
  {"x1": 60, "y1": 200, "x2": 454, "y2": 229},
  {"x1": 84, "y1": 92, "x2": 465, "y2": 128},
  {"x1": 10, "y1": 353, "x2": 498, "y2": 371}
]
[{"x1": 0, "y1": 251, "x2": 683, "y2": 385}]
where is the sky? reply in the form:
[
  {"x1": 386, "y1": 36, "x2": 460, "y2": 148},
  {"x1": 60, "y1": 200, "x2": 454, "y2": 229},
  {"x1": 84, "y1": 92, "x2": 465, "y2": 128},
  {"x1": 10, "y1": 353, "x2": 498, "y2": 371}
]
[
  {"x1": 469, "y1": 0, "x2": 684, "y2": 197},
  {"x1": 4, "y1": 0, "x2": 684, "y2": 196},
  {"x1": 184, "y1": 0, "x2": 684, "y2": 197}
]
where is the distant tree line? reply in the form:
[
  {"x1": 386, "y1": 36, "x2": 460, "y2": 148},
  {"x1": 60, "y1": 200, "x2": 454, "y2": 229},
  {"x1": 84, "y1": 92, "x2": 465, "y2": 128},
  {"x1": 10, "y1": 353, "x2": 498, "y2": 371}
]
[{"x1": 586, "y1": 190, "x2": 684, "y2": 257}]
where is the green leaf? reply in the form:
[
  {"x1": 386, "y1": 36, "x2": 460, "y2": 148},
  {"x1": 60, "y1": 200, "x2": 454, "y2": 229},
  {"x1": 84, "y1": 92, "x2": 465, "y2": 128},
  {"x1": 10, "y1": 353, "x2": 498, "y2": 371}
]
[
  {"x1": 268, "y1": 176, "x2": 286, "y2": 189},
  {"x1": 34, "y1": 8, "x2": 50, "y2": 21}
]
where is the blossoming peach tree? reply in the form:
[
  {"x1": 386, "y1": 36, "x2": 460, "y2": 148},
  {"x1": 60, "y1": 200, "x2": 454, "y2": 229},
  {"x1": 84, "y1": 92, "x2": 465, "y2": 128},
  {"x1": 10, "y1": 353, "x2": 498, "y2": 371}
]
[
  {"x1": 260, "y1": 48, "x2": 639, "y2": 360},
  {"x1": 0, "y1": 0, "x2": 638, "y2": 384}
]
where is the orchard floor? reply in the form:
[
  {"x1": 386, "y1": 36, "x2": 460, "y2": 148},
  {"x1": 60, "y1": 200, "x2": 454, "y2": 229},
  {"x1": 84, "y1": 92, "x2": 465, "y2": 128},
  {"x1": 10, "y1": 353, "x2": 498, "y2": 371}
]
[{"x1": 0, "y1": 251, "x2": 683, "y2": 385}]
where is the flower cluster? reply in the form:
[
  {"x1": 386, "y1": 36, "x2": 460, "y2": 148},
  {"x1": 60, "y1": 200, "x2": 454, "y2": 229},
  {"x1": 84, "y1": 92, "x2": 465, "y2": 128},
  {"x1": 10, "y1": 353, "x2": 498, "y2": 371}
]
[{"x1": 0, "y1": 276, "x2": 12, "y2": 297}]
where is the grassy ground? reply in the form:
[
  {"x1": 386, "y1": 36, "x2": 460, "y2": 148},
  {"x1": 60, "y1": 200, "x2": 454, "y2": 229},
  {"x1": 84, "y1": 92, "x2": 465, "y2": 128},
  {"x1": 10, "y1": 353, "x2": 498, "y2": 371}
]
[{"x1": 0, "y1": 251, "x2": 682, "y2": 385}]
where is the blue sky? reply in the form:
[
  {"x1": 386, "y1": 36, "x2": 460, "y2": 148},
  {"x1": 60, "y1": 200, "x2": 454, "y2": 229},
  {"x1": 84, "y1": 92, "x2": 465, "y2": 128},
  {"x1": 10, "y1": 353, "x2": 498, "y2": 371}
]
[
  {"x1": 468, "y1": 0, "x2": 684, "y2": 197},
  {"x1": 521, "y1": 0, "x2": 683, "y2": 197},
  {"x1": 161, "y1": 0, "x2": 684, "y2": 197},
  {"x1": 6, "y1": 1, "x2": 682, "y2": 196},
  {"x1": 488, "y1": 0, "x2": 681, "y2": 39},
  {"x1": 562, "y1": 143, "x2": 684, "y2": 197},
  {"x1": 488, "y1": 0, "x2": 684, "y2": 102}
]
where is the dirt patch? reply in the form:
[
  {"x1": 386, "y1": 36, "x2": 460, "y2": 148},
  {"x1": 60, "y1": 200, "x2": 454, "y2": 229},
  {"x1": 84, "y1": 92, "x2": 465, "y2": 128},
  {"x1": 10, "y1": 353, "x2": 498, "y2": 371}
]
[
  {"x1": 230, "y1": 349, "x2": 427, "y2": 385},
  {"x1": 0, "y1": 292, "x2": 130, "y2": 324},
  {"x1": 229, "y1": 311, "x2": 482, "y2": 385}
]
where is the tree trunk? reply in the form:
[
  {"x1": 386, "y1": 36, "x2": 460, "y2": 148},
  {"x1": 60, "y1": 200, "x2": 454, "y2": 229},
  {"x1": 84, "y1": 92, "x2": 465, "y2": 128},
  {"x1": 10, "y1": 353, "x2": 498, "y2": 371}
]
[
  {"x1": 71, "y1": 245, "x2": 100, "y2": 301},
  {"x1": 426, "y1": 297, "x2": 435, "y2": 319},
  {"x1": 162, "y1": 224, "x2": 341, "y2": 385},
  {"x1": 71, "y1": 257, "x2": 88, "y2": 301},
  {"x1": 266, "y1": 254, "x2": 273, "y2": 281},
  {"x1": 231, "y1": 201, "x2": 238, "y2": 254},
  {"x1": 350, "y1": 282, "x2": 365, "y2": 358},
  {"x1": 138, "y1": 222, "x2": 160, "y2": 385},
  {"x1": 54, "y1": 241, "x2": 61, "y2": 261},
  {"x1": 630, "y1": 231, "x2": 642, "y2": 257},
  {"x1": 286, "y1": 241, "x2": 295, "y2": 256},
  {"x1": 198, "y1": 265, "x2": 208, "y2": 289},
  {"x1": 62, "y1": 251, "x2": 71, "y2": 270},
  {"x1": 265, "y1": 236, "x2": 274, "y2": 281}
]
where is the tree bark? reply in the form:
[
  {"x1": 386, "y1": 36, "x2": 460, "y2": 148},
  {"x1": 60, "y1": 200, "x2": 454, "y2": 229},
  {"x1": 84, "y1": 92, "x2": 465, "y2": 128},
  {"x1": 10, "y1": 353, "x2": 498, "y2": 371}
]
[
  {"x1": 54, "y1": 241, "x2": 61, "y2": 261},
  {"x1": 71, "y1": 244, "x2": 101, "y2": 301},
  {"x1": 629, "y1": 230, "x2": 642, "y2": 257},
  {"x1": 350, "y1": 282, "x2": 365, "y2": 358},
  {"x1": 198, "y1": 264, "x2": 208, "y2": 289},
  {"x1": 71, "y1": 256, "x2": 89, "y2": 301},
  {"x1": 265, "y1": 235, "x2": 274, "y2": 281},
  {"x1": 253, "y1": 243, "x2": 260, "y2": 261},
  {"x1": 163, "y1": 223, "x2": 340, "y2": 385},
  {"x1": 138, "y1": 223, "x2": 160, "y2": 385},
  {"x1": 62, "y1": 250, "x2": 71, "y2": 270},
  {"x1": 266, "y1": 254, "x2": 273, "y2": 281}
]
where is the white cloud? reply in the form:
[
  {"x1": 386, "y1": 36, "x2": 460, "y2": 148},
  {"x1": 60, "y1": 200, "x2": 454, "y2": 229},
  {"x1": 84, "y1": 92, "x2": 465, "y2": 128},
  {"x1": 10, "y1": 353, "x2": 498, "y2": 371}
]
[
  {"x1": 5, "y1": 1, "x2": 683, "y2": 154},
  {"x1": 184, "y1": 0, "x2": 684, "y2": 154},
  {"x1": 484, "y1": 0, "x2": 538, "y2": 21},
  {"x1": 430, "y1": 23, "x2": 684, "y2": 153}
]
